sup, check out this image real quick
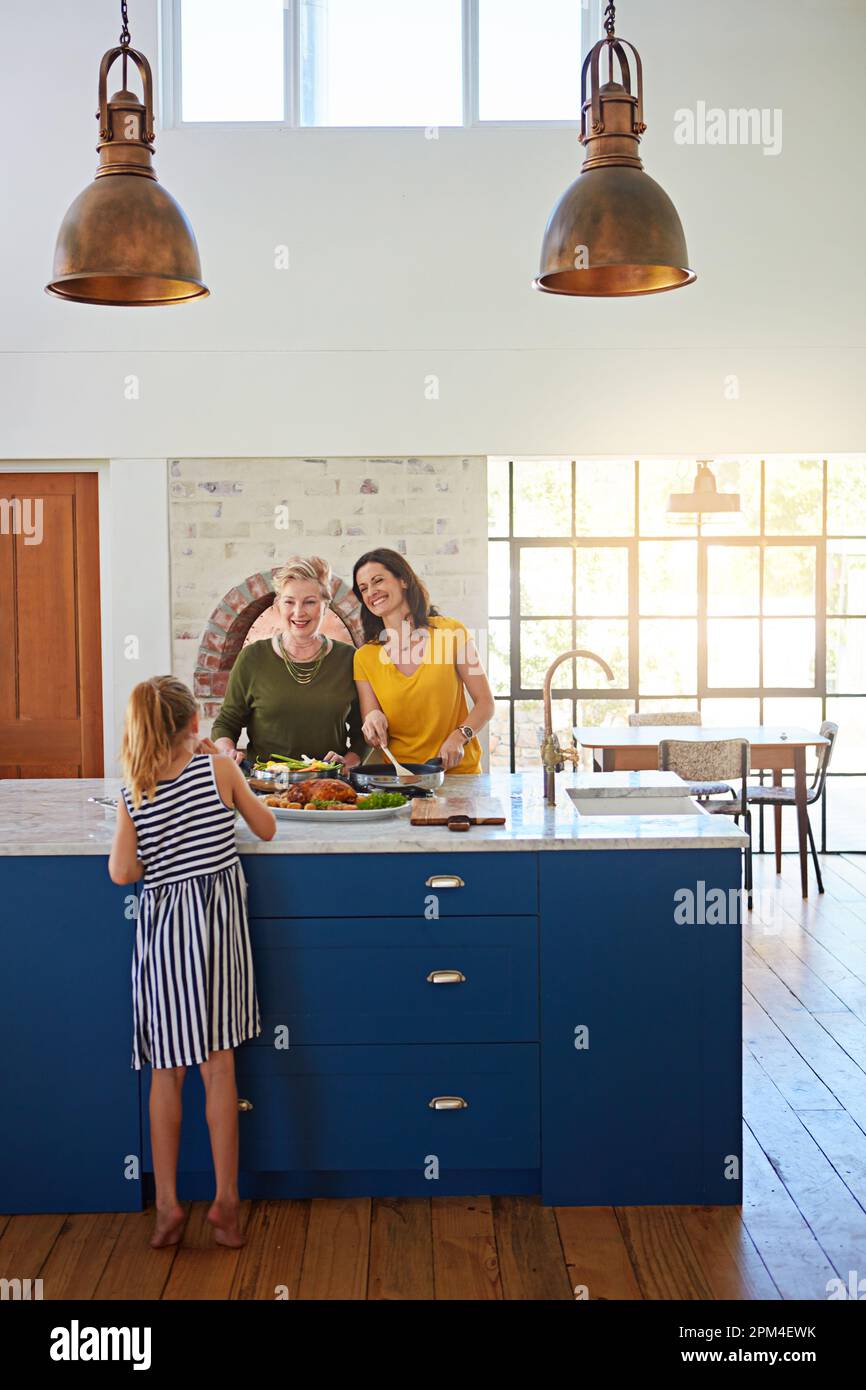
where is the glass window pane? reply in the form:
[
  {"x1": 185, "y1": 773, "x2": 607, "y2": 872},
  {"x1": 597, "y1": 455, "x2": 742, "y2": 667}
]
[
  {"x1": 489, "y1": 699, "x2": 511, "y2": 769},
  {"x1": 826, "y1": 697, "x2": 866, "y2": 772},
  {"x1": 574, "y1": 698, "x2": 634, "y2": 729},
  {"x1": 487, "y1": 458, "x2": 510, "y2": 537},
  {"x1": 181, "y1": 0, "x2": 285, "y2": 121},
  {"x1": 300, "y1": 0, "x2": 463, "y2": 126},
  {"x1": 514, "y1": 699, "x2": 572, "y2": 769},
  {"x1": 764, "y1": 458, "x2": 823, "y2": 534},
  {"x1": 698, "y1": 457, "x2": 761, "y2": 535},
  {"x1": 762, "y1": 697, "x2": 824, "y2": 730},
  {"x1": 519, "y1": 547, "x2": 572, "y2": 615},
  {"x1": 707, "y1": 618, "x2": 760, "y2": 688},
  {"x1": 828, "y1": 619, "x2": 866, "y2": 694},
  {"x1": 639, "y1": 541, "x2": 697, "y2": 615},
  {"x1": 520, "y1": 619, "x2": 572, "y2": 689},
  {"x1": 574, "y1": 460, "x2": 635, "y2": 536},
  {"x1": 486, "y1": 619, "x2": 511, "y2": 696},
  {"x1": 827, "y1": 540, "x2": 866, "y2": 614},
  {"x1": 707, "y1": 545, "x2": 760, "y2": 615},
  {"x1": 825, "y1": 776, "x2": 866, "y2": 851},
  {"x1": 700, "y1": 698, "x2": 761, "y2": 725},
  {"x1": 640, "y1": 460, "x2": 697, "y2": 536},
  {"x1": 827, "y1": 457, "x2": 866, "y2": 535},
  {"x1": 636, "y1": 697, "x2": 701, "y2": 716},
  {"x1": 574, "y1": 700, "x2": 635, "y2": 767},
  {"x1": 763, "y1": 618, "x2": 816, "y2": 687},
  {"x1": 575, "y1": 548, "x2": 629, "y2": 616},
  {"x1": 513, "y1": 459, "x2": 571, "y2": 537},
  {"x1": 574, "y1": 620, "x2": 629, "y2": 688},
  {"x1": 763, "y1": 547, "x2": 816, "y2": 614},
  {"x1": 639, "y1": 619, "x2": 697, "y2": 694},
  {"x1": 478, "y1": 0, "x2": 582, "y2": 121},
  {"x1": 488, "y1": 542, "x2": 510, "y2": 616}
]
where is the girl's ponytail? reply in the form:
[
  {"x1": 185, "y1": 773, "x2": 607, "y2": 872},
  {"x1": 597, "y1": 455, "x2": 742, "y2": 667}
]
[{"x1": 121, "y1": 677, "x2": 198, "y2": 808}]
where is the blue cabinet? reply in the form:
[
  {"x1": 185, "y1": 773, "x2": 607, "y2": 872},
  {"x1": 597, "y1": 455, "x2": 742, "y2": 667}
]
[
  {"x1": 539, "y1": 849, "x2": 742, "y2": 1206},
  {"x1": 250, "y1": 915, "x2": 538, "y2": 1045},
  {"x1": 142, "y1": 1042, "x2": 540, "y2": 1199},
  {"x1": 243, "y1": 852, "x2": 537, "y2": 918},
  {"x1": 0, "y1": 857, "x2": 142, "y2": 1214},
  {"x1": 0, "y1": 846, "x2": 743, "y2": 1211}
]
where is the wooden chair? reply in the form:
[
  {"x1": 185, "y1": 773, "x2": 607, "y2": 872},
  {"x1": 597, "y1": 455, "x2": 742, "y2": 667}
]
[
  {"x1": 629, "y1": 711, "x2": 701, "y2": 726},
  {"x1": 746, "y1": 721, "x2": 838, "y2": 894},
  {"x1": 659, "y1": 737, "x2": 753, "y2": 909}
]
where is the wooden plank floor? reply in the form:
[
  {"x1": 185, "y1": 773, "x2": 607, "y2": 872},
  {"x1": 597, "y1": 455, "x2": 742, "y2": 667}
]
[{"x1": 4, "y1": 853, "x2": 866, "y2": 1301}]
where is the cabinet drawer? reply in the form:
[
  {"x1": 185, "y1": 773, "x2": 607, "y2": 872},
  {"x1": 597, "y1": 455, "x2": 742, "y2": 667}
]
[
  {"x1": 145, "y1": 1044, "x2": 540, "y2": 1174},
  {"x1": 242, "y1": 852, "x2": 537, "y2": 918},
  {"x1": 250, "y1": 916, "x2": 538, "y2": 1044}
]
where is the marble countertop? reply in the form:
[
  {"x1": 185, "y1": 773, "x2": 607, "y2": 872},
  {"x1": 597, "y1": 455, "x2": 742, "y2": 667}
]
[{"x1": 0, "y1": 772, "x2": 748, "y2": 856}]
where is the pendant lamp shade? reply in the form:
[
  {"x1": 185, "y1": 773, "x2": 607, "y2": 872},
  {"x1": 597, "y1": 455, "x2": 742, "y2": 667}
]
[
  {"x1": 535, "y1": 5, "x2": 694, "y2": 297},
  {"x1": 667, "y1": 463, "x2": 740, "y2": 515},
  {"x1": 46, "y1": 40, "x2": 207, "y2": 306},
  {"x1": 536, "y1": 162, "x2": 694, "y2": 297}
]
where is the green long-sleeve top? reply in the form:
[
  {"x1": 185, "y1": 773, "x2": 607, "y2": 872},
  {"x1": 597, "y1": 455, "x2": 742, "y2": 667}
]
[{"x1": 211, "y1": 638, "x2": 365, "y2": 766}]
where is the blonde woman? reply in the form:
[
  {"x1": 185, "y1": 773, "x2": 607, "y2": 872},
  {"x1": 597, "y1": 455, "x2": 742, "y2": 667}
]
[
  {"x1": 109, "y1": 676, "x2": 276, "y2": 1250},
  {"x1": 352, "y1": 548, "x2": 495, "y2": 774},
  {"x1": 212, "y1": 556, "x2": 364, "y2": 769}
]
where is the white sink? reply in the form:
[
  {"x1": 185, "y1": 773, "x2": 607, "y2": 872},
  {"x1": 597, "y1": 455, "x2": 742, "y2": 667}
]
[{"x1": 566, "y1": 771, "x2": 706, "y2": 817}]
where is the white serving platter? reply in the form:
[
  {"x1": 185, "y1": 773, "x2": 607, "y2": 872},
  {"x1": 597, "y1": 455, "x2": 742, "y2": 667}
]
[{"x1": 261, "y1": 799, "x2": 413, "y2": 823}]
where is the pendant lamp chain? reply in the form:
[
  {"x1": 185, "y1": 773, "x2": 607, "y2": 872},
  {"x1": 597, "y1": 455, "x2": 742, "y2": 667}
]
[
  {"x1": 119, "y1": 1, "x2": 131, "y2": 86},
  {"x1": 603, "y1": 2, "x2": 616, "y2": 38}
]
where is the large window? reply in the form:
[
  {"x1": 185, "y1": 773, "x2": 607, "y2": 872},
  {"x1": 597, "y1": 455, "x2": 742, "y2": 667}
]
[
  {"x1": 487, "y1": 457, "x2": 866, "y2": 851},
  {"x1": 163, "y1": 0, "x2": 599, "y2": 127}
]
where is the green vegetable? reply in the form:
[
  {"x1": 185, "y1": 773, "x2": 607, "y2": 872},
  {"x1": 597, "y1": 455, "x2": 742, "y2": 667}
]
[{"x1": 356, "y1": 791, "x2": 408, "y2": 809}]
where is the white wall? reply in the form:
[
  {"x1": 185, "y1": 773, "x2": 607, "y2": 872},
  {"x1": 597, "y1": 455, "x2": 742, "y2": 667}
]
[{"x1": 0, "y1": 0, "x2": 864, "y2": 458}]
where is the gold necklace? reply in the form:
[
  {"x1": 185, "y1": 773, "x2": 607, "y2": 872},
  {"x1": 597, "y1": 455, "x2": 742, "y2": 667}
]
[{"x1": 277, "y1": 632, "x2": 328, "y2": 684}]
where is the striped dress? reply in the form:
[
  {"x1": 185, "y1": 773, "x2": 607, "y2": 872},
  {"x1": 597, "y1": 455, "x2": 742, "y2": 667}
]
[{"x1": 122, "y1": 754, "x2": 261, "y2": 1070}]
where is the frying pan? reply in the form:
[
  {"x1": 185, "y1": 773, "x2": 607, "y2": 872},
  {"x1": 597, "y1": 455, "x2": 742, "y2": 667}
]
[{"x1": 350, "y1": 759, "x2": 445, "y2": 793}]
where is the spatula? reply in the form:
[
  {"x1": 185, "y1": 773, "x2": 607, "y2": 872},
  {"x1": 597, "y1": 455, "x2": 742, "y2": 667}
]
[{"x1": 382, "y1": 744, "x2": 416, "y2": 781}]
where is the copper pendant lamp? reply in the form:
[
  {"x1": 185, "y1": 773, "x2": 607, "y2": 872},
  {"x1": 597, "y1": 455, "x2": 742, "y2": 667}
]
[
  {"x1": 46, "y1": 1, "x2": 208, "y2": 306},
  {"x1": 534, "y1": 1, "x2": 695, "y2": 297}
]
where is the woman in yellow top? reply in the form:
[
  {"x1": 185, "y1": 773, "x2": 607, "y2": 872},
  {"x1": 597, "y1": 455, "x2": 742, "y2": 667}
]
[{"x1": 352, "y1": 549, "x2": 495, "y2": 774}]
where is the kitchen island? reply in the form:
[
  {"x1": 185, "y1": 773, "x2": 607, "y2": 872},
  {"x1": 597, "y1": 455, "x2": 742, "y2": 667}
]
[{"x1": 0, "y1": 772, "x2": 747, "y2": 1213}]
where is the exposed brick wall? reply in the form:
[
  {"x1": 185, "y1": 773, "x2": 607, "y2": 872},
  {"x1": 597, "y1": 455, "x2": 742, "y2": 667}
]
[{"x1": 169, "y1": 457, "x2": 488, "y2": 730}]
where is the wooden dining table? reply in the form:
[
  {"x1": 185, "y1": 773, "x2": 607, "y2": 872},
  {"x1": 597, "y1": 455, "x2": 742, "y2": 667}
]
[{"x1": 573, "y1": 725, "x2": 831, "y2": 898}]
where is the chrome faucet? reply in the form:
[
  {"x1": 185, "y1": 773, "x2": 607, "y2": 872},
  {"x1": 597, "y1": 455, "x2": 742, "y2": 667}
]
[{"x1": 541, "y1": 649, "x2": 615, "y2": 805}]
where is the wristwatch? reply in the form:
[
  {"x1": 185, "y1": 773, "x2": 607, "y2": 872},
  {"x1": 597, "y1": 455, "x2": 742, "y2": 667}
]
[{"x1": 457, "y1": 725, "x2": 475, "y2": 744}]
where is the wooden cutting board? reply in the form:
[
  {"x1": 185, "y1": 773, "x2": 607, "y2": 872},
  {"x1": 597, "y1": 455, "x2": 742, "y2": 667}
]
[{"x1": 411, "y1": 795, "x2": 506, "y2": 832}]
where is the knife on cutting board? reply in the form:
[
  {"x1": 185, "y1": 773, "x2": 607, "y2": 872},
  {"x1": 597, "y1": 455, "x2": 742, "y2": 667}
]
[{"x1": 410, "y1": 795, "x2": 506, "y2": 832}]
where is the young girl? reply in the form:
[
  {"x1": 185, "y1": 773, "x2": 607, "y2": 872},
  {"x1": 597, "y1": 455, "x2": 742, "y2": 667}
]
[{"x1": 109, "y1": 676, "x2": 276, "y2": 1250}]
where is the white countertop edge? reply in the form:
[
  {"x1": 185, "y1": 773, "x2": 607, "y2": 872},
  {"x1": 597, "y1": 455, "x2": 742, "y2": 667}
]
[{"x1": 0, "y1": 830, "x2": 749, "y2": 856}]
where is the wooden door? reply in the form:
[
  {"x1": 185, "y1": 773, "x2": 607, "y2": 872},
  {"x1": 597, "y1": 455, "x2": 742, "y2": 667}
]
[{"x1": 0, "y1": 472, "x2": 103, "y2": 778}]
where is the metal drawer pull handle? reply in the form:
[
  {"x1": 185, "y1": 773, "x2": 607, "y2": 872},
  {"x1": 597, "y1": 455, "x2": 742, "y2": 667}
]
[
  {"x1": 427, "y1": 969, "x2": 466, "y2": 985},
  {"x1": 428, "y1": 1096, "x2": 469, "y2": 1110},
  {"x1": 238, "y1": 1098, "x2": 254, "y2": 1112},
  {"x1": 425, "y1": 875, "x2": 465, "y2": 888}
]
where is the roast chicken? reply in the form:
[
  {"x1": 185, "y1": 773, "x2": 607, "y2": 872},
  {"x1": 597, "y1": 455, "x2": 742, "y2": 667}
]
[{"x1": 286, "y1": 777, "x2": 357, "y2": 804}]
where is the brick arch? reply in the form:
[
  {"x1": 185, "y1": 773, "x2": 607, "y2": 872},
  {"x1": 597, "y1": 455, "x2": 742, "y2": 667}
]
[{"x1": 193, "y1": 568, "x2": 365, "y2": 700}]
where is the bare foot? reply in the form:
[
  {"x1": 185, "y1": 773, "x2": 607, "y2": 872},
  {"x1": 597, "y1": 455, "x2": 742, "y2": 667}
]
[
  {"x1": 150, "y1": 1203, "x2": 185, "y2": 1248},
  {"x1": 207, "y1": 1198, "x2": 245, "y2": 1247}
]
